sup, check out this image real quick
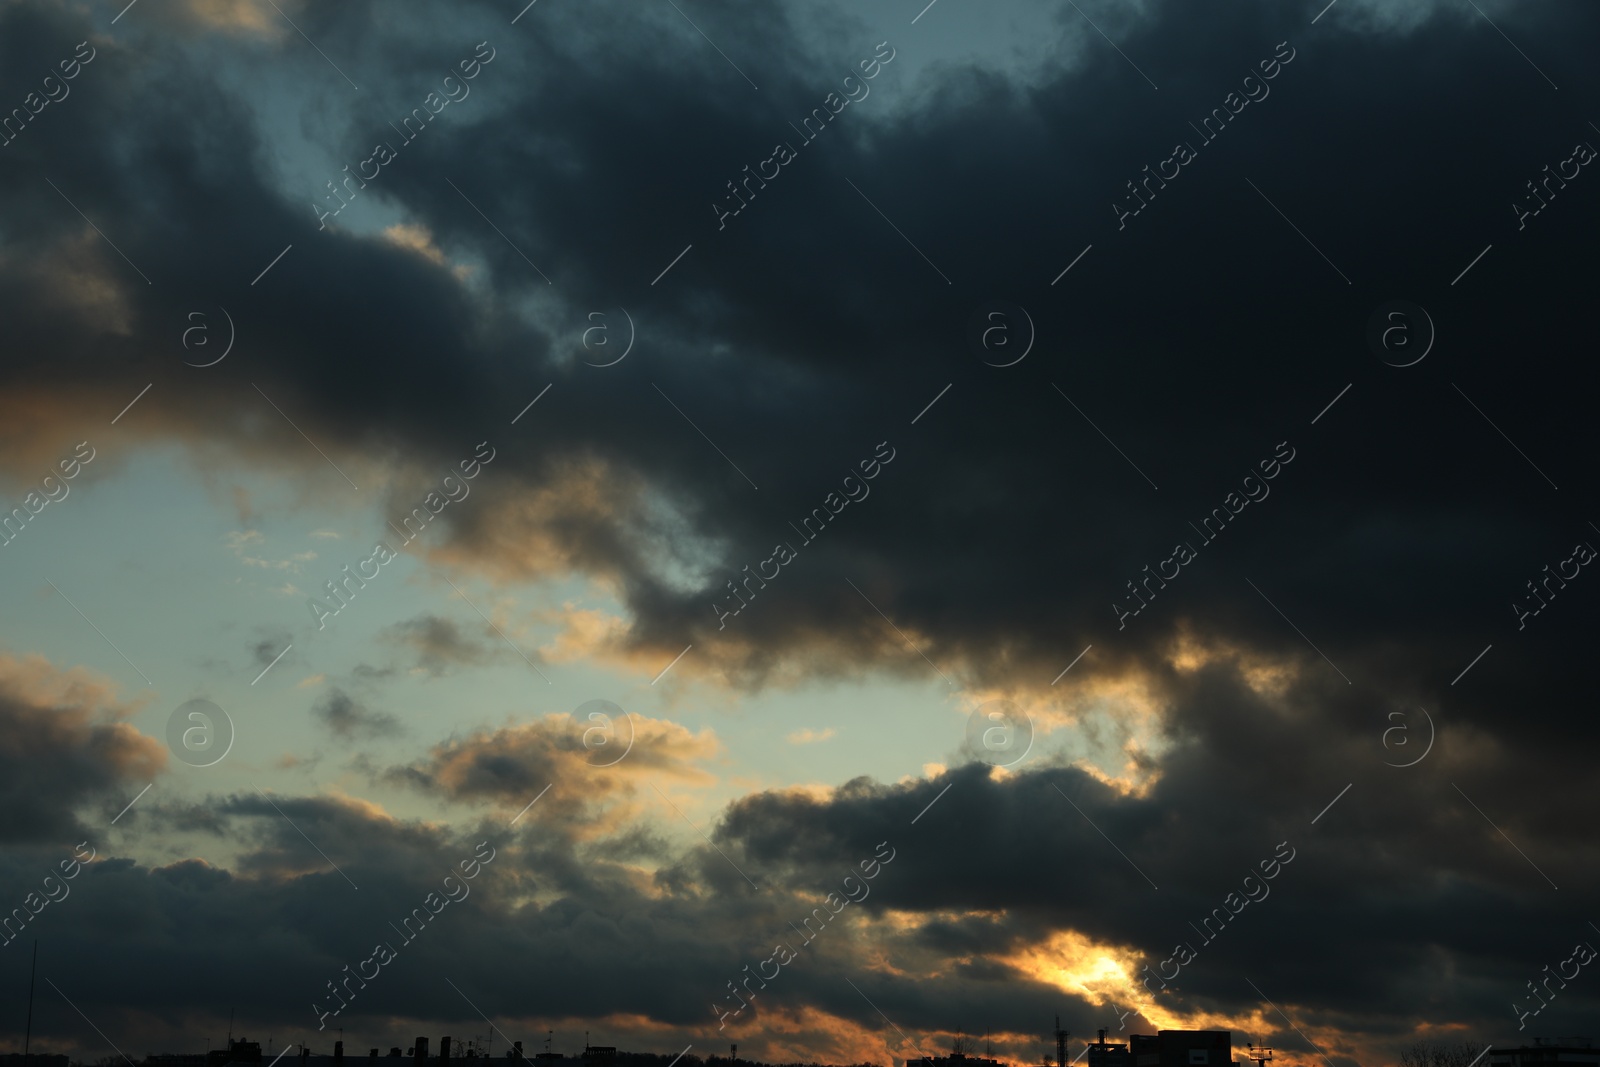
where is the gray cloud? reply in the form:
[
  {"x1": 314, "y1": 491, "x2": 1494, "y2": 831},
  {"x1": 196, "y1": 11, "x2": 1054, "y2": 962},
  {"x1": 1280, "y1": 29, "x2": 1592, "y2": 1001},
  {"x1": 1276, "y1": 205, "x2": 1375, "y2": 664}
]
[
  {"x1": 379, "y1": 614, "x2": 497, "y2": 676},
  {"x1": 312, "y1": 687, "x2": 402, "y2": 739}
]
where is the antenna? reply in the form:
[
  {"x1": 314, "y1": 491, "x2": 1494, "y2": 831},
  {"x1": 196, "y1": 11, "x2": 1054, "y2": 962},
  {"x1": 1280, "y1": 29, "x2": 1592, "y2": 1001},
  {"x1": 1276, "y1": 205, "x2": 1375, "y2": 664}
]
[
  {"x1": 1246, "y1": 1046, "x2": 1274, "y2": 1067},
  {"x1": 24, "y1": 941, "x2": 37, "y2": 1067}
]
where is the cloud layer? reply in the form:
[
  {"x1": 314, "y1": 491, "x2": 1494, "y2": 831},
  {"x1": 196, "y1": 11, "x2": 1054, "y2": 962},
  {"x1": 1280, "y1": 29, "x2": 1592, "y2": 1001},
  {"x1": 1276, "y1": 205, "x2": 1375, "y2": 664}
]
[{"x1": 1, "y1": 0, "x2": 1597, "y2": 1062}]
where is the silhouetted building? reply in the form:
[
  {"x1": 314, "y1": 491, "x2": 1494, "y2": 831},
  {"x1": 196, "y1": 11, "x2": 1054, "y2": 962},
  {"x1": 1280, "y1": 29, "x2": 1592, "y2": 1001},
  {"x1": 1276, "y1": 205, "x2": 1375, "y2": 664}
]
[
  {"x1": 1490, "y1": 1040, "x2": 1600, "y2": 1067},
  {"x1": 1142, "y1": 1031, "x2": 1231, "y2": 1067},
  {"x1": 208, "y1": 1040, "x2": 264, "y2": 1066},
  {"x1": 144, "y1": 1054, "x2": 207, "y2": 1067},
  {"x1": 919, "y1": 1054, "x2": 1003, "y2": 1067},
  {"x1": 1086, "y1": 1030, "x2": 1127, "y2": 1067},
  {"x1": 1, "y1": 1054, "x2": 70, "y2": 1067},
  {"x1": 917, "y1": 1033, "x2": 1004, "y2": 1067},
  {"x1": 1089, "y1": 1030, "x2": 1231, "y2": 1067}
]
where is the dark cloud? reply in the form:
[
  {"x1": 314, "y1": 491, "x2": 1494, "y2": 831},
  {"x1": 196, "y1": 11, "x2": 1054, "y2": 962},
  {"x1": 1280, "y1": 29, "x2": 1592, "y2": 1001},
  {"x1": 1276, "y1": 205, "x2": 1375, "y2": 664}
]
[
  {"x1": 0, "y1": 776, "x2": 906, "y2": 1063},
  {"x1": 709, "y1": 648, "x2": 1600, "y2": 1054},
  {"x1": 3, "y1": 0, "x2": 1592, "y2": 699},
  {"x1": 0, "y1": 651, "x2": 165, "y2": 844}
]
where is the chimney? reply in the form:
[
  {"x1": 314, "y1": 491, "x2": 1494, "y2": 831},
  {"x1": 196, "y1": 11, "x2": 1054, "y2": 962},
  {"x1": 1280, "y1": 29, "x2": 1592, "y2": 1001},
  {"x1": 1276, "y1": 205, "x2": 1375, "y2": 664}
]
[
  {"x1": 336, "y1": 1043, "x2": 345, "y2": 1067},
  {"x1": 514, "y1": 1045, "x2": 524, "y2": 1062},
  {"x1": 370, "y1": 1052, "x2": 379, "y2": 1064},
  {"x1": 301, "y1": 1048, "x2": 310, "y2": 1067},
  {"x1": 441, "y1": 1037, "x2": 452, "y2": 1067},
  {"x1": 416, "y1": 1038, "x2": 430, "y2": 1066}
]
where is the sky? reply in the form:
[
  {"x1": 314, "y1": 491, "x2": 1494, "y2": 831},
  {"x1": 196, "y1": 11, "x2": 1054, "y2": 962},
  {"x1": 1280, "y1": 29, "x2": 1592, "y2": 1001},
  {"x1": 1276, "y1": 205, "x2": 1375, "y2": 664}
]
[{"x1": 1, "y1": 0, "x2": 1598, "y2": 1064}]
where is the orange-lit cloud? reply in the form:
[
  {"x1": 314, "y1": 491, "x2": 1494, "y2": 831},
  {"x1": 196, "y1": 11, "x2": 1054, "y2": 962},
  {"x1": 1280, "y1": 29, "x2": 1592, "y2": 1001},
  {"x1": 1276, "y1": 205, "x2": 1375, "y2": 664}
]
[{"x1": 1005, "y1": 929, "x2": 1289, "y2": 1051}]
